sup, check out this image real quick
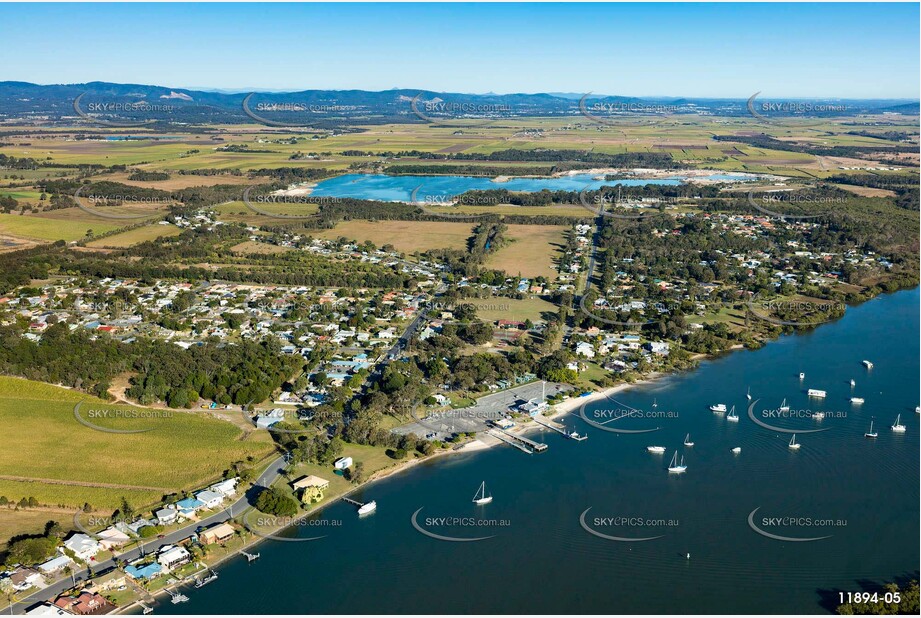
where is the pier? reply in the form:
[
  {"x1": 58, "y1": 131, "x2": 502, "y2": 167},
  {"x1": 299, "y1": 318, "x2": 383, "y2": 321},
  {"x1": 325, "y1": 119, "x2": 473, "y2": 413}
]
[
  {"x1": 487, "y1": 427, "x2": 548, "y2": 453},
  {"x1": 240, "y1": 550, "x2": 260, "y2": 562},
  {"x1": 533, "y1": 416, "x2": 588, "y2": 441},
  {"x1": 342, "y1": 497, "x2": 363, "y2": 507}
]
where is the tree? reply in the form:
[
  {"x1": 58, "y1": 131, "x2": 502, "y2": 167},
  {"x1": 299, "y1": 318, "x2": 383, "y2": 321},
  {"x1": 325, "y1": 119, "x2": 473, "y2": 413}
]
[{"x1": 254, "y1": 487, "x2": 298, "y2": 517}]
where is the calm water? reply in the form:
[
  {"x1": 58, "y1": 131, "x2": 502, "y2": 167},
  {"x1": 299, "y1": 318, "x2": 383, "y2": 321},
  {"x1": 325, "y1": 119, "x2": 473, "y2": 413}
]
[
  {"x1": 156, "y1": 289, "x2": 919, "y2": 614},
  {"x1": 309, "y1": 172, "x2": 754, "y2": 202}
]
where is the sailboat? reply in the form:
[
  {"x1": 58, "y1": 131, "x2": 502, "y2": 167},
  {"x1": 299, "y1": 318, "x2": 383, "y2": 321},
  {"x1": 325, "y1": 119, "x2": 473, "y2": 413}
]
[
  {"x1": 683, "y1": 433, "x2": 694, "y2": 447},
  {"x1": 891, "y1": 415, "x2": 906, "y2": 433},
  {"x1": 799, "y1": 372, "x2": 805, "y2": 380},
  {"x1": 788, "y1": 434, "x2": 800, "y2": 450},
  {"x1": 864, "y1": 420, "x2": 878, "y2": 438},
  {"x1": 651, "y1": 398, "x2": 658, "y2": 409},
  {"x1": 727, "y1": 405, "x2": 739, "y2": 422},
  {"x1": 778, "y1": 398, "x2": 789, "y2": 412},
  {"x1": 472, "y1": 481, "x2": 493, "y2": 505},
  {"x1": 746, "y1": 387, "x2": 752, "y2": 400},
  {"x1": 667, "y1": 451, "x2": 687, "y2": 473},
  {"x1": 850, "y1": 379, "x2": 856, "y2": 387}
]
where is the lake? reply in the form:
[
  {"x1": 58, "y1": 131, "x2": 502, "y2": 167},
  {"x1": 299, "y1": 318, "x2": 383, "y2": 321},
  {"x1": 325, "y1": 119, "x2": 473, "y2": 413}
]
[
  {"x1": 154, "y1": 288, "x2": 919, "y2": 614},
  {"x1": 309, "y1": 172, "x2": 756, "y2": 202}
]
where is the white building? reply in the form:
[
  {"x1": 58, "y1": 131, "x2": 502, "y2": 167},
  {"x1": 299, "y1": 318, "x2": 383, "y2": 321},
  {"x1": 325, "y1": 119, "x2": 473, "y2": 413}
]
[
  {"x1": 195, "y1": 490, "x2": 225, "y2": 510},
  {"x1": 209, "y1": 478, "x2": 239, "y2": 498},
  {"x1": 334, "y1": 456, "x2": 353, "y2": 470},
  {"x1": 157, "y1": 545, "x2": 191, "y2": 572},
  {"x1": 63, "y1": 533, "x2": 102, "y2": 561}
]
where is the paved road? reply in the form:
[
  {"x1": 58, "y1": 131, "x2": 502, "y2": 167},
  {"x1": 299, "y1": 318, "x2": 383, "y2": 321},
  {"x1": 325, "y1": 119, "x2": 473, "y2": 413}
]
[
  {"x1": 394, "y1": 381, "x2": 569, "y2": 439},
  {"x1": 5, "y1": 454, "x2": 287, "y2": 615}
]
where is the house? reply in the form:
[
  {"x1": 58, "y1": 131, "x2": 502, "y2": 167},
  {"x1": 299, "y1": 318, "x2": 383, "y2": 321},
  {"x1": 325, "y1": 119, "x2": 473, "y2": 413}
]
[
  {"x1": 175, "y1": 497, "x2": 205, "y2": 519},
  {"x1": 157, "y1": 545, "x2": 191, "y2": 571},
  {"x1": 291, "y1": 475, "x2": 330, "y2": 491},
  {"x1": 194, "y1": 490, "x2": 225, "y2": 510},
  {"x1": 575, "y1": 342, "x2": 595, "y2": 358},
  {"x1": 38, "y1": 555, "x2": 73, "y2": 574},
  {"x1": 517, "y1": 400, "x2": 548, "y2": 416},
  {"x1": 199, "y1": 522, "x2": 236, "y2": 545},
  {"x1": 63, "y1": 533, "x2": 102, "y2": 561},
  {"x1": 124, "y1": 563, "x2": 162, "y2": 580},
  {"x1": 9, "y1": 568, "x2": 43, "y2": 591},
  {"x1": 209, "y1": 478, "x2": 239, "y2": 498},
  {"x1": 333, "y1": 456, "x2": 353, "y2": 470},
  {"x1": 96, "y1": 527, "x2": 130, "y2": 550},
  {"x1": 254, "y1": 408, "x2": 286, "y2": 429},
  {"x1": 644, "y1": 341, "x2": 670, "y2": 356},
  {"x1": 53, "y1": 592, "x2": 114, "y2": 615},
  {"x1": 155, "y1": 507, "x2": 179, "y2": 526},
  {"x1": 126, "y1": 518, "x2": 155, "y2": 535}
]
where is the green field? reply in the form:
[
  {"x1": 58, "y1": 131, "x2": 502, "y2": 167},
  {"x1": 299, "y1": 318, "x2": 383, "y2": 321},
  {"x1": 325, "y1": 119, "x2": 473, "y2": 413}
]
[
  {"x1": 0, "y1": 376, "x2": 276, "y2": 516},
  {"x1": 85, "y1": 223, "x2": 183, "y2": 248},
  {"x1": 468, "y1": 296, "x2": 558, "y2": 323},
  {"x1": 0, "y1": 212, "x2": 124, "y2": 241},
  {"x1": 486, "y1": 224, "x2": 568, "y2": 278}
]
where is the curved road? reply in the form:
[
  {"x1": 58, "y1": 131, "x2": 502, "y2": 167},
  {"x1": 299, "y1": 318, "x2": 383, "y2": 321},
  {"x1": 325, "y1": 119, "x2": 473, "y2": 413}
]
[{"x1": 5, "y1": 454, "x2": 287, "y2": 615}]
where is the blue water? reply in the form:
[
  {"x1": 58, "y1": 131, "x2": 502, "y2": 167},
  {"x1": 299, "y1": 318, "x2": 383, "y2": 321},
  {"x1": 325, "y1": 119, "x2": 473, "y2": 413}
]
[
  {"x1": 309, "y1": 172, "x2": 753, "y2": 202},
  {"x1": 153, "y1": 289, "x2": 918, "y2": 614}
]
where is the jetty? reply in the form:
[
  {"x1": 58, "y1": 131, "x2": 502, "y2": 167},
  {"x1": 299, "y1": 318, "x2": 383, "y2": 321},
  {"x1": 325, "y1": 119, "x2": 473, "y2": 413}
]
[
  {"x1": 533, "y1": 416, "x2": 587, "y2": 441},
  {"x1": 139, "y1": 603, "x2": 154, "y2": 614},
  {"x1": 487, "y1": 427, "x2": 548, "y2": 453},
  {"x1": 240, "y1": 550, "x2": 260, "y2": 562},
  {"x1": 165, "y1": 589, "x2": 188, "y2": 605}
]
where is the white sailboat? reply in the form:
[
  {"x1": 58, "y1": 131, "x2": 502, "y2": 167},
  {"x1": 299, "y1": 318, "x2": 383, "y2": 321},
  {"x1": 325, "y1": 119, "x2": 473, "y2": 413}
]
[
  {"x1": 891, "y1": 415, "x2": 906, "y2": 433},
  {"x1": 746, "y1": 387, "x2": 752, "y2": 400},
  {"x1": 812, "y1": 411, "x2": 825, "y2": 420},
  {"x1": 778, "y1": 398, "x2": 789, "y2": 412},
  {"x1": 862, "y1": 360, "x2": 874, "y2": 369},
  {"x1": 727, "y1": 405, "x2": 739, "y2": 422},
  {"x1": 651, "y1": 398, "x2": 658, "y2": 409},
  {"x1": 788, "y1": 434, "x2": 801, "y2": 450},
  {"x1": 709, "y1": 403, "x2": 727, "y2": 413},
  {"x1": 667, "y1": 451, "x2": 687, "y2": 473},
  {"x1": 849, "y1": 379, "x2": 856, "y2": 387},
  {"x1": 864, "y1": 420, "x2": 878, "y2": 438},
  {"x1": 472, "y1": 481, "x2": 493, "y2": 505},
  {"x1": 683, "y1": 433, "x2": 694, "y2": 447},
  {"x1": 799, "y1": 372, "x2": 805, "y2": 380},
  {"x1": 731, "y1": 446, "x2": 742, "y2": 454}
]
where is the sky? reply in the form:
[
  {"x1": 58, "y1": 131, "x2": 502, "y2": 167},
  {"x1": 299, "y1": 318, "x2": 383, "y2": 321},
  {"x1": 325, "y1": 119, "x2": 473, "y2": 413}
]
[{"x1": 0, "y1": 2, "x2": 918, "y2": 99}]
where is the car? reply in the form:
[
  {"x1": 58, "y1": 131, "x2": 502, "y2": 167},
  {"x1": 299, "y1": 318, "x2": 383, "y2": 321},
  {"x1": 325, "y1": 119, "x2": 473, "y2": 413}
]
[{"x1": 157, "y1": 534, "x2": 165, "y2": 539}]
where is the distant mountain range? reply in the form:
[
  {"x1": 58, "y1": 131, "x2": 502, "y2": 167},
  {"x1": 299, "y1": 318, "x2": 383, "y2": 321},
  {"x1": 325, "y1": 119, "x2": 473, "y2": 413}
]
[{"x1": 0, "y1": 81, "x2": 917, "y2": 128}]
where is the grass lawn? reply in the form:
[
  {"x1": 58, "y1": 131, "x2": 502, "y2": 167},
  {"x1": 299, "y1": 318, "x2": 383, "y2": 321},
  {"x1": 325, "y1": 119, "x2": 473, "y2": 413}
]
[
  {"x1": 0, "y1": 376, "x2": 276, "y2": 516},
  {"x1": 485, "y1": 224, "x2": 568, "y2": 279},
  {"x1": 468, "y1": 296, "x2": 557, "y2": 323},
  {"x1": 315, "y1": 219, "x2": 475, "y2": 253},
  {"x1": 85, "y1": 224, "x2": 182, "y2": 248},
  {"x1": 0, "y1": 212, "x2": 123, "y2": 242}
]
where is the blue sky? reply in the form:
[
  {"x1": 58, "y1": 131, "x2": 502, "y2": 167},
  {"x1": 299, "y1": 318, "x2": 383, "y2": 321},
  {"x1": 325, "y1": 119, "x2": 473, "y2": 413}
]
[{"x1": 1, "y1": 3, "x2": 918, "y2": 98}]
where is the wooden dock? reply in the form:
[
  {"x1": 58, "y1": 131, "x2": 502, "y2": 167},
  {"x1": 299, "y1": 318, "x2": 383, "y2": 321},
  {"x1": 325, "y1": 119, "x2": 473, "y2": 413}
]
[{"x1": 488, "y1": 427, "x2": 548, "y2": 453}]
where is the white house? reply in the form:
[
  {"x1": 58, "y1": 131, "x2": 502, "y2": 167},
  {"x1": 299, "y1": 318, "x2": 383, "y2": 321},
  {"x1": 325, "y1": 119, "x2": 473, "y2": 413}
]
[
  {"x1": 334, "y1": 456, "x2": 353, "y2": 470},
  {"x1": 157, "y1": 545, "x2": 191, "y2": 572},
  {"x1": 194, "y1": 490, "x2": 224, "y2": 510},
  {"x1": 97, "y1": 527, "x2": 131, "y2": 550},
  {"x1": 209, "y1": 478, "x2": 238, "y2": 498},
  {"x1": 63, "y1": 533, "x2": 101, "y2": 561},
  {"x1": 37, "y1": 555, "x2": 73, "y2": 574},
  {"x1": 575, "y1": 342, "x2": 596, "y2": 358},
  {"x1": 155, "y1": 507, "x2": 179, "y2": 526}
]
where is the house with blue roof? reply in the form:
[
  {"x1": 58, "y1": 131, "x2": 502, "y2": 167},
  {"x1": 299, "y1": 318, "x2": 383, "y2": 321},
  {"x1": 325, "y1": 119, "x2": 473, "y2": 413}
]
[
  {"x1": 175, "y1": 497, "x2": 204, "y2": 519},
  {"x1": 125, "y1": 563, "x2": 162, "y2": 580}
]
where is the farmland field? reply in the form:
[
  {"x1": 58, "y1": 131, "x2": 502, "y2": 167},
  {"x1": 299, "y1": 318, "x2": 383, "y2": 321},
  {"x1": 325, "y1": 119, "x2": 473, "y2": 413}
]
[
  {"x1": 0, "y1": 376, "x2": 276, "y2": 515},
  {"x1": 0, "y1": 212, "x2": 124, "y2": 241},
  {"x1": 314, "y1": 219, "x2": 475, "y2": 252},
  {"x1": 486, "y1": 224, "x2": 568, "y2": 278},
  {"x1": 85, "y1": 223, "x2": 183, "y2": 247}
]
